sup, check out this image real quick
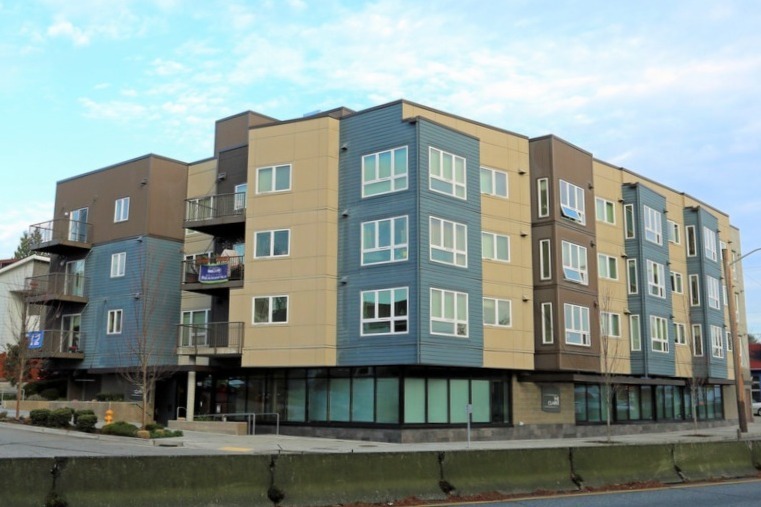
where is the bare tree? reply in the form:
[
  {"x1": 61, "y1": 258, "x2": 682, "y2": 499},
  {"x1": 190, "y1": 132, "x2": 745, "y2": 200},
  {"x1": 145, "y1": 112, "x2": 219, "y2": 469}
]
[
  {"x1": 3, "y1": 294, "x2": 40, "y2": 419},
  {"x1": 598, "y1": 289, "x2": 624, "y2": 442},
  {"x1": 681, "y1": 297, "x2": 707, "y2": 432}
]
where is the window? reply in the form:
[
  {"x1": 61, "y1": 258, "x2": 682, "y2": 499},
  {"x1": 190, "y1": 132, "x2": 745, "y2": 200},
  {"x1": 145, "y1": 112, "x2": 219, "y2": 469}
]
[
  {"x1": 646, "y1": 260, "x2": 666, "y2": 298},
  {"x1": 234, "y1": 183, "x2": 247, "y2": 210},
  {"x1": 624, "y1": 204, "x2": 635, "y2": 239},
  {"x1": 181, "y1": 309, "x2": 209, "y2": 346},
  {"x1": 361, "y1": 216, "x2": 408, "y2": 265},
  {"x1": 480, "y1": 167, "x2": 507, "y2": 198},
  {"x1": 675, "y1": 323, "x2": 687, "y2": 345},
  {"x1": 107, "y1": 309, "x2": 123, "y2": 334},
  {"x1": 630, "y1": 315, "x2": 642, "y2": 351},
  {"x1": 704, "y1": 227, "x2": 718, "y2": 262},
  {"x1": 362, "y1": 146, "x2": 408, "y2": 197},
  {"x1": 706, "y1": 275, "x2": 720, "y2": 310},
  {"x1": 643, "y1": 206, "x2": 662, "y2": 245},
  {"x1": 537, "y1": 178, "x2": 549, "y2": 218},
  {"x1": 255, "y1": 229, "x2": 290, "y2": 258},
  {"x1": 430, "y1": 288, "x2": 468, "y2": 337},
  {"x1": 670, "y1": 271, "x2": 684, "y2": 294},
  {"x1": 598, "y1": 253, "x2": 618, "y2": 280},
  {"x1": 110, "y1": 252, "x2": 126, "y2": 278},
  {"x1": 256, "y1": 164, "x2": 291, "y2": 194},
  {"x1": 564, "y1": 304, "x2": 590, "y2": 346},
  {"x1": 595, "y1": 198, "x2": 615, "y2": 224},
  {"x1": 689, "y1": 274, "x2": 700, "y2": 306},
  {"x1": 430, "y1": 217, "x2": 467, "y2": 267},
  {"x1": 601, "y1": 312, "x2": 621, "y2": 338},
  {"x1": 561, "y1": 241, "x2": 588, "y2": 284},
  {"x1": 686, "y1": 225, "x2": 697, "y2": 257},
  {"x1": 627, "y1": 259, "x2": 638, "y2": 294},
  {"x1": 650, "y1": 315, "x2": 669, "y2": 353},
  {"x1": 559, "y1": 180, "x2": 585, "y2": 224},
  {"x1": 710, "y1": 325, "x2": 724, "y2": 358},
  {"x1": 483, "y1": 298, "x2": 512, "y2": 327},
  {"x1": 482, "y1": 232, "x2": 510, "y2": 262},
  {"x1": 541, "y1": 302, "x2": 553, "y2": 344},
  {"x1": 668, "y1": 220, "x2": 681, "y2": 244},
  {"x1": 68, "y1": 207, "x2": 89, "y2": 242},
  {"x1": 539, "y1": 239, "x2": 552, "y2": 280},
  {"x1": 726, "y1": 330, "x2": 733, "y2": 351},
  {"x1": 429, "y1": 147, "x2": 466, "y2": 199},
  {"x1": 253, "y1": 296, "x2": 288, "y2": 324},
  {"x1": 114, "y1": 197, "x2": 130, "y2": 223},
  {"x1": 692, "y1": 324, "x2": 704, "y2": 356},
  {"x1": 361, "y1": 287, "x2": 408, "y2": 335}
]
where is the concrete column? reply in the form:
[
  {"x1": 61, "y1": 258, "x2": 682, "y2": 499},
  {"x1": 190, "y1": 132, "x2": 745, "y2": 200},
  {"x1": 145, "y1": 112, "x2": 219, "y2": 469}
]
[{"x1": 186, "y1": 371, "x2": 196, "y2": 422}]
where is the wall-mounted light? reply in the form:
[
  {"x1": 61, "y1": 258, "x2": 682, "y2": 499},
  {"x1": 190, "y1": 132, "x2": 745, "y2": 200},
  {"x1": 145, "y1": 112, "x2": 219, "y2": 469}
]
[
  {"x1": 340, "y1": 143, "x2": 349, "y2": 152},
  {"x1": 520, "y1": 231, "x2": 528, "y2": 238},
  {"x1": 217, "y1": 172, "x2": 227, "y2": 181},
  {"x1": 522, "y1": 296, "x2": 530, "y2": 302},
  {"x1": 341, "y1": 209, "x2": 349, "y2": 218},
  {"x1": 518, "y1": 169, "x2": 526, "y2": 175},
  {"x1": 340, "y1": 276, "x2": 348, "y2": 285}
]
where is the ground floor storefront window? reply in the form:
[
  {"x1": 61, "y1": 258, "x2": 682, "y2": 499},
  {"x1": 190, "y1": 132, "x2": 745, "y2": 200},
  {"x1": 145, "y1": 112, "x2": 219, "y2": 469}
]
[
  {"x1": 574, "y1": 383, "x2": 724, "y2": 424},
  {"x1": 193, "y1": 366, "x2": 510, "y2": 426}
]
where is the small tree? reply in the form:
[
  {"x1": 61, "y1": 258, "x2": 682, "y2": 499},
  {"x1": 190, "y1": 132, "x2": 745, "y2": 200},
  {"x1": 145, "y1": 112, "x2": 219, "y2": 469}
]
[
  {"x1": 598, "y1": 290, "x2": 624, "y2": 443},
  {"x1": 3, "y1": 299, "x2": 34, "y2": 419},
  {"x1": 13, "y1": 229, "x2": 47, "y2": 259}
]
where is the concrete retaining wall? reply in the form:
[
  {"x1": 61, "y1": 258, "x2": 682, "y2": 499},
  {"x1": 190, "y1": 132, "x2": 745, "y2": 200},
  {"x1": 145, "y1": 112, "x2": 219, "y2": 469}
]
[
  {"x1": 169, "y1": 419, "x2": 248, "y2": 435},
  {"x1": 1, "y1": 440, "x2": 760, "y2": 507},
  {"x1": 1, "y1": 400, "x2": 146, "y2": 424}
]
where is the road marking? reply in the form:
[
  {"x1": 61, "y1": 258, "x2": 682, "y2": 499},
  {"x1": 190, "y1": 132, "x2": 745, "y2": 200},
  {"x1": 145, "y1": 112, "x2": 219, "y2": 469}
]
[{"x1": 220, "y1": 446, "x2": 252, "y2": 453}]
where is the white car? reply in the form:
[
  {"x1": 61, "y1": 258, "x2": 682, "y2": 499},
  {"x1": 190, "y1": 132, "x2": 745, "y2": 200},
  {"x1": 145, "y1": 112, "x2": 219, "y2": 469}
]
[{"x1": 753, "y1": 400, "x2": 761, "y2": 417}]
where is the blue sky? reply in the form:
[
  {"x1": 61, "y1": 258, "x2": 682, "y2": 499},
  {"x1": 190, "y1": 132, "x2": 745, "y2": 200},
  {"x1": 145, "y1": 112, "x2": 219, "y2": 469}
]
[{"x1": 1, "y1": 0, "x2": 760, "y2": 332}]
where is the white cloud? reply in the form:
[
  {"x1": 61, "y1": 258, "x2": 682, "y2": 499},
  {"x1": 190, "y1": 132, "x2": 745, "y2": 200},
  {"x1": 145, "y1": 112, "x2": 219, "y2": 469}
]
[
  {"x1": 46, "y1": 19, "x2": 89, "y2": 45},
  {"x1": 0, "y1": 202, "x2": 53, "y2": 258}
]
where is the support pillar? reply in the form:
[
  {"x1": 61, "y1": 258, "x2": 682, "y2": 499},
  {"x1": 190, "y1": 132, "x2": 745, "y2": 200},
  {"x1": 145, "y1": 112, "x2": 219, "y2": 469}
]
[{"x1": 186, "y1": 370, "x2": 196, "y2": 422}]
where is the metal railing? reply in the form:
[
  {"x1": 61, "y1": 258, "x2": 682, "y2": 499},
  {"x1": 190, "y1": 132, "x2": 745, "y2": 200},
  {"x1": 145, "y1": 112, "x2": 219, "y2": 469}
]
[
  {"x1": 185, "y1": 192, "x2": 246, "y2": 222},
  {"x1": 26, "y1": 329, "x2": 85, "y2": 357},
  {"x1": 177, "y1": 322, "x2": 243, "y2": 354},
  {"x1": 195, "y1": 412, "x2": 280, "y2": 435},
  {"x1": 182, "y1": 255, "x2": 244, "y2": 285},
  {"x1": 29, "y1": 218, "x2": 92, "y2": 246},
  {"x1": 25, "y1": 273, "x2": 87, "y2": 300}
]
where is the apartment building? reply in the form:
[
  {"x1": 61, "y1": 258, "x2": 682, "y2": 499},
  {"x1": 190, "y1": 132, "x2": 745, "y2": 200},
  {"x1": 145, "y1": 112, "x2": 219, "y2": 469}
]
[{"x1": 27, "y1": 100, "x2": 750, "y2": 440}]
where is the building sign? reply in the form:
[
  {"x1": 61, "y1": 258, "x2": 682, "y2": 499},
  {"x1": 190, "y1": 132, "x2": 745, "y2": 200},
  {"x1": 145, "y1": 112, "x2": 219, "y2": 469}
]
[
  {"x1": 199, "y1": 263, "x2": 229, "y2": 284},
  {"x1": 27, "y1": 331, "x2": 44, "y2": 350},
  {"x1": 541, "y1": 386, "x2": 561, "y2": 412}
]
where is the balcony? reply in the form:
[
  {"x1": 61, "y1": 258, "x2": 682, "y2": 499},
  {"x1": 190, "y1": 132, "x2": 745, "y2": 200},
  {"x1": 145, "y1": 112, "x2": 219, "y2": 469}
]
[
  {"x1": 29, "y1": 219, "x2": 93, "y2": 255},
  {"x1": 24, "y1": 273, "x2": 87, "y2": 305},
  {"x1": 182, "y1": 254, "x2": 244, "y2": 295},
  {"x1": 27, "y1": 330, "x2": 85, "y2": 360},
  {"x1": 177, "y1": 322, "x2": 243, "y2": 356},
  {"x1": 184, "y1": 192, "x2": 246, "y2": 237}
]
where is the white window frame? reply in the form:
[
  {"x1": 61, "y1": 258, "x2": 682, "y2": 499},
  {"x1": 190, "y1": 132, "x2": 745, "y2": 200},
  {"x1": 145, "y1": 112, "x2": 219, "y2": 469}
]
[
  {"x1": 643, "y1": 206, "x2": 662, "y2": 245},
  {"x1": 541, "y1": 302, "x2": 553, "y2": 344},
  {"x1": 689, "y1": 274, "x2": 701, "y2": 306},
  {"x1": 597, "y1": 253, "x2": 618, "y2": 280},
  {"x1": 692, "y1": 324, "x2": 704, "y2": 356},
  {"x1": 675, "y1": 322, "x2": 687, "y2": 345},
  {"x1": 710, "y1": 325, "x2": 724, "y2": 358},
  {"x1": 726, "y1": 330, "x2": 733, "y2": 351},
  {"x1": 430, "y1": 288, "x2": 468, "y2": 337},
  {"x1": 646, "y1": 260, "x2": 666, "y2": 298},
  {"x1": 559, "y1": 180, "x2": 585, "y2": 224},
  {"x1": 429, "y1": 147, "x2": 466, "y2": 200},
  {"x1": 252, "y1": 295, "x2": 289, "y2": 325},
  {"x1": 686, "y1": 225, "x2": 697, "y2": 257},
  {"x1": 482, "y1": 232, "x2": 510, "y2": 262},
  {"x1": 630, "y1": 314, "x2": 642, "y2": 351},
  {"x1": 361, "y1": 216, "x2": 408, "y2": 265},
  {"x1": 706, "y1": 275, "x2": 721, "y2": 310},
  {"x1": 704, "y1": 227, "x2": 718, "y2": 262},
  {"x1": 234, "y1": 183, "x2": 247, "y2": 211},
  {"x1": 650, "y1": 315, "x2": 669, "y2": 353},
  {"x1": 561, "y1": 241, "x2": 588, "y2": 285},
  {"x1": 601, "y1": 312, "x2": 621, "y2": 338},
  {"x1": 114, "y1": 197, "x2": 130, "y2": 223},
  {"x1": 110, "y1": 252, "x2": 126, "y2": 278},
  {"x1": 624, "y1": 204, "x2": 635, "y2": 239},
  {"x1": 627, "y1": 258, "x2": 638, "y2": 294},
  {"x1": 254, "y1": 229, "x2": 291, "y2": 258},
  {"x1": 539, "y1": 239, "x2": 552, "y2": 280},
  {"x1": 181, "y1": 309, "x2": 210, "y2": 346},
  {"x1": 429, "y1": 216, "x2": 468, "y2": 268},
  {"x1": 107, "y1": 309, "x2": 123, "y2": 335},
  {"x1": 483, "y1": 297, "x2": 512, "y2": 328},
  {"x1": 362, "y1": 146, "x2": 408, "y2": 198},
  {"x1": 670, "y1": 271, "x2": 684, "y2": 294},
  {"x1": 595, "y1": 197, "x2": 615, "y2": 225},
  {"x1": 480, "y1": 166, "x2": 508, "y2": 198},
  {"x1": 256, "y1": 164, "x2": 292, "y2": 194},
  {"x1": 360, "y1": 287, "x2": 408, "y2": 336},
  {"x1": 537, "y1": 178, "x2": 549, "y2": 218},
  {"x1": 668, "y1": 220, "x2": 681, "y2": 244},
  {"x1": 564, "y1": 303, "x2": 590, "y2": 346}
]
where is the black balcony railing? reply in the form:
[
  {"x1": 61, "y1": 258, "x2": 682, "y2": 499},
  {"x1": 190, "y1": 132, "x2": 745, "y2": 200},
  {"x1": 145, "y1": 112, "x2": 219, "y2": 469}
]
[
  {"x1": 25, "y1": 273, "x2": 87, "y2": 304},
  {"x1": 29, "y1": 219, "x2": 92, "y2": 252},
  {"x1": 177, "y1": 322, "x2": 243, "y2": 355},
  {"x1": 182, "y1": 255, "x2": 244, "y2": 285},
  {"x1": 27, "y1": 329, "x2": 85, "y2": 359},
  {"x1": 185, "y1": 192, "x2": 246, "y2": 223}
]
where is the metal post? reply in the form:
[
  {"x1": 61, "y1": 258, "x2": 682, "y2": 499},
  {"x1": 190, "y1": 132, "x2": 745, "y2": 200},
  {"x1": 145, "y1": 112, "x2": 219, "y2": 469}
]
[
  {"x1": 724, "y1": 247, "x2": 748, "y2": 433},
  {"x1": 466, "y1": 404, "x2": 472, "y2": 449}
]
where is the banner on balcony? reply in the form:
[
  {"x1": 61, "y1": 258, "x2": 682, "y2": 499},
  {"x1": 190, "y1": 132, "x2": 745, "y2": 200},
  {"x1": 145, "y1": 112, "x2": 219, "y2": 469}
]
[
  {"x1": 199, "y1": 263, "x2": 229, "y2": 283},
  {"x1": 27, "y1": 331, "x2": 43, "y2": 349}
]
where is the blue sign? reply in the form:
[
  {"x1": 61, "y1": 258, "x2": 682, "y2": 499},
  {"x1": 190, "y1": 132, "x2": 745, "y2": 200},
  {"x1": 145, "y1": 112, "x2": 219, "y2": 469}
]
[
  {"x1": 199, "y1": 263, "x2": 229, "y2": 284},
  {"x1": 27, "y1": 331, "x2": 44, "y2": 349}
]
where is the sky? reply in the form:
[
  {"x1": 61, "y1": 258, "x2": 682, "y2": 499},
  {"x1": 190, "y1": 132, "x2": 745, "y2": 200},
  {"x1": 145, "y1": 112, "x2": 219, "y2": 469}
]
[{"x1": 1, "y1": 0, "x2": 760, "y2": 332}]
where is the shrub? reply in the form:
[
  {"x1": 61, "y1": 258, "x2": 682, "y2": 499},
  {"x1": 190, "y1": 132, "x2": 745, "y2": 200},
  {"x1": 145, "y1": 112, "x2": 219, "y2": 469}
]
[
  {"x1": 0, "y1": 410, "x2": 8, "y2": 420},
  {"x1": 149, "y1": 428, "x2": 183, "y2": 439},
  {"x1": 40, "y1": 388, "x2": 60, "y2": 401},
  {"x1": 144, "y1": 423, "x2": 163, "y2": 432},
  {"x1": 27, "y1": 394, "x2": 45, "y2": 401},
  {"x1": 29, "y1": 409, "x2": 51, "y2": 426},
  {"x1": 76, "y1": 414, "x2": 98, "y2": 433},
  {"x1": 100, "y1": 421, "x2": 138, "y2": 437},
  {"x1": 73, "y1": 409, "x2": 95, "y2": 425},
  {"x1": 49, "y1": 408, "x2": 73, "y2": 428},
  {"x1": 95, "y1": 393, "x2": 124, "y2": 402}
]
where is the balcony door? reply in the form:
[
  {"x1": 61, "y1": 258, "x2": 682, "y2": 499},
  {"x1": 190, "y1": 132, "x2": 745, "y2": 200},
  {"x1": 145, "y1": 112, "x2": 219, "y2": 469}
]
[
  {"x1": 65, "y1": 260, "x2": 85, "y2": 297},
  {"x1": 61, "y1": 314, "x2": 81, "y2": 353},
  {"x1": 68, "y1": 207, "x2": 88, "y2": 242},
  {"x1": 181, "y1": 309, "x2": 209, "y2": 346},
  {"x1": 234, "y1": 183, "x2": 247, "y2": 211}
]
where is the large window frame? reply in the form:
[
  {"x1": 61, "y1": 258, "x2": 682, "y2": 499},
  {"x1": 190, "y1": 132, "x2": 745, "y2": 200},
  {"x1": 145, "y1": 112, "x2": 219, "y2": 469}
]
[
  {"x1": 706, "y1": 275, "x2": 721, "y2": 310},
  {"x1": 114, "y1": 197, "x2": 130, "y2": 223},
  {"x1": 539, "y1": 239, "x2": 552, "y2": 280},
  {"x1": 601, "y1": 312, "x2": 621, "y2": 338},
  {"x1": 429, "y1": 147, "x2": 466, "y2": 200},
  {"x1": 361, "y1": 287, "x2": 409, "y2": 336},
  {"x1": 561, "y1": 240, "x2": 588, "y2": 285},
  {"x1": 483, "y1": 297, "x2": 512, "y2": 328},
  {"x1": 598, "y1": 253, "x2": 618, "y2": 280},
  {"x1": 480, "y1": 167, "x2": 508, "y2": 198},
  {"x1": 595, "y1": 197, "x2": 615, "y2": 225},
  {"x1": 362, "y1": 146, "x2": 408, "y2": 198},
  {"x1": 482, "y1": 232, "x2": 510, "y2": 262},
  {"x1": 710, "y1": 325, "x2": 724, "y2": 358},
  {"x1": 256, "y1": 164, "x2": 292, "y2": 194},
  {"x1": 675, "y1": 322, "x2": 687, "y2": 346},
  {"x1": 254, "y1": 229, "x2": 291, "y2": 258},
  {"x1": 361, "y1": 216, "x2": 408, "y2": 265},
  {"x1": 650, "y1": 315, "x2": 669, "y2": 353},
  {"x1": 668, "y1": 220, "x2": 681, "y2": 244},
  {"x1": 429, "y1": 216, "x2": 467, "y2": 268},
  {"x1": 643, "y1": 206, "x2": 663, "y2": 245},
  {"x1": 541, "y1": 302, "x2": 553, "y2": 344},
  {"x1": 686, "y1": 225, "x2": 697, "y2": 257},
  {"x1": 630, "y1": 314, "x2": 642, "y2": 351},
  {"x1": 253, "y1": 295, "x2": 289, "y2": 325},
  {"x1": 537, "y1": 178, "x2": 549, "y2": 218},
  {"x1": 704, "y1": 227, "x2": 718, "y2": 262},
  {"x1": 670, "y1": 271, "x2": 684, "y2": 294},
  {"x1": 430, "y1": 288, "x2": 468, "y2": 338},
  {"x1": 689, "y1": 274, "x2": 701, "y2": 306},
  {"x1": 646, "y1": 260, "x2": 666, "y2": 298},
  {"x1": 692, "y1": 324, "x2": 704, "y2": 356},
  {"x1": 559, "y1": 180, "x2": 585, "y2": 224},
  {"x1": 110, "y1": 252, "x2": 126, "y2": 278},
  {"x1": 107, "y1": 309, "x2": 123, "y2": 335},
  {"x1": 624, "y1": 204, "x2": 635, "y2": 239},
  {"x1": 564, "y1": 303, "x2": 590, "y2": 346}
]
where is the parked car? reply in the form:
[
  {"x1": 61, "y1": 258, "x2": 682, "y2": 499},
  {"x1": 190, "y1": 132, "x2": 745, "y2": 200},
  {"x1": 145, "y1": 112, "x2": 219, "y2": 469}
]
[{"x1": 752, "y1": 400, "x2": 761, "y2": 416}]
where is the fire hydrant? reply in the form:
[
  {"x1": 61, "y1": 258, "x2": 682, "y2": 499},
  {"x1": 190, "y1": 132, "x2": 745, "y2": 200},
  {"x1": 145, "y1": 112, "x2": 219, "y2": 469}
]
[{"x1": 104, "y1": 409, "x2": 114, "y2": 424}]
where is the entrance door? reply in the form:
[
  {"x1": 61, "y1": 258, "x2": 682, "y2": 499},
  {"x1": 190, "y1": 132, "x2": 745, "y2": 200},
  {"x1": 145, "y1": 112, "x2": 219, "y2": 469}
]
[{"x1": 68, "y1": 207, "x2": 88, "y2": 242}]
